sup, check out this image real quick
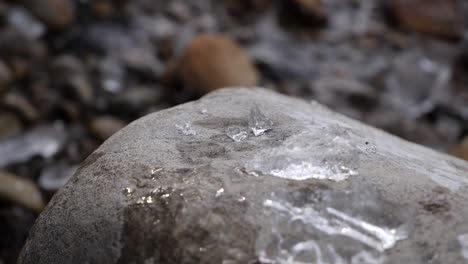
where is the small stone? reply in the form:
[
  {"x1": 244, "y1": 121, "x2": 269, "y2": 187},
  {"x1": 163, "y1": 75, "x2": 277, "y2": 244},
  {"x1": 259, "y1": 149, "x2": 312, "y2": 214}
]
[
  {"x1": 449, "y1": 136, "x2": 468, "y2": 161},
  {"x1": 52, "y1": 55, "x2": 94, "y2": 104},
  {"x1": 90, "y1": 0, "x2": 115, "y2": 18},
  {"x1": 0, "y1": 112, "x2": 23, "y2": 141},
  {"x1": 248, "y1": 105, "x2": 273, "y2": 136},
  {"x1": 21, "y1": 0, "x2": 75, "y2": 30},
  {"x1": 388, "y1": 0, "x2": 462, "y2": 40},
  {"x1": 226, "y1": 126, "x2": 249, "y2": 142},
  {"x1": 177, "y1": 34, "x2": 259, "y2": 94},
  {"x1": 7, "y1": 7, "x2": 45, "y2": 39},
  {"x1": 89, "y1": 116, "x2": 126, "y2": 141},
  {"x1": 3, "y1": 93, "x2": 39, "y2": 122},
  {"x1": 0, "y1": 170, "x2": 45, "y2": 212},
  {"x1": 0, "y1": 60, "x2": 12, "y2": 95},
  {"x1": 279, "y1": 0, "x2": 327, "y2": 29}
]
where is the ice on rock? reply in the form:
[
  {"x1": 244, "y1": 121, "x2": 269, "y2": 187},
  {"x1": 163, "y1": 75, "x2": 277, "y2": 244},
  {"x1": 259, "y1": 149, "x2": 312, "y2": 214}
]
[
  {"x1": 248, "y1": 105, "x2": 273, "y2": 136},
  {"x1": 226, "y1": 126, "x2": 249, "y2": 142},
  {"x1": 246, "y1": 127, "x2": 359, "y2": 181},
  {"x1": 176, "y1": 122, "x2": 196, "y2": 136},
  {"x1": 458, "y1": 233, "x2": 468, "y2": 260},
  {"x1": 256, "y1": 188, "x2": 409, "y2": 263}
]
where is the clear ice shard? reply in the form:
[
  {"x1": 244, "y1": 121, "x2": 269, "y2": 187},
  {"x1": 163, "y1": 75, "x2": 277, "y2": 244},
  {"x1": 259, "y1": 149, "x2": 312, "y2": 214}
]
[
  {"x1": 458, "y1": 233, "x2": 468, "y2": 260},
  {"x1": 226, "y1": 126, "x2": 249, "y2": 142},
  {"x1": 176, "y1": 122, "x2": 196, "y2": 136},
  {"x1": 245, "y1": 127, "x2": 359, "y2": 181},
  {"x1": 256, "y1": 187, "x2": 410, "y2": 264},
  {"x1": 263, "y1": 200, "x2": 407, "y2": 253},
  {"x1": 248, "y1": 105, "x2": 273, "y2": 136}
]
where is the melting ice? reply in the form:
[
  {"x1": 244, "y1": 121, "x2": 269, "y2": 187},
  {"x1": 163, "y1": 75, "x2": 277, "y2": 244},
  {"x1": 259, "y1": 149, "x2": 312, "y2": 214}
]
[
  {"x1": 245, "y1": 127, "x2": 359, "y2": 181},
  {"x1": 249, "y1": 105, "x2": 274, "y2": 136},
  {"x1": 256, "y1": 188, "x2": 409, "y2": 264},
  {"x1": 176, "y1": 122, "x2": 196, "y2": 136},
  {"x1": 263, "y1": 200, "x2": 407, "y2": 252},
  {"x1": 226, "y1": 126, "x2": 249, "y2": 142}
]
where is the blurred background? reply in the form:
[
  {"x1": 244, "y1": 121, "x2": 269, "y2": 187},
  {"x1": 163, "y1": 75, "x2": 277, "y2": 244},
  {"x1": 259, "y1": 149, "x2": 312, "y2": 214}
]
[{"x1": 1, "y1": 0, "x2": 468, "y2": 262}]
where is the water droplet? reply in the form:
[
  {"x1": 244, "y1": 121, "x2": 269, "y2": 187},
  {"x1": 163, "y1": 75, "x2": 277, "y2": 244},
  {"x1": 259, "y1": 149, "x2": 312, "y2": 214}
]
[
  {"x1": 200, "y1": 108, "x2": 208, "y2": 114},
  {"x1": 238, "y1": 196, "x2": 246, "y2": 202},
  {"x1": 248, "y1": 105, "x2": 273, "y2": 136},
  {"x1": 161, "y1": 193, "x2": 170, "y2": 198},
  {"x1": 226, "y1": 126, "x2": 249, "y2": 142},
  {"x1": 136, "y1": 196, "x2": 154, "y2": 204},
  {"x1": 216, "y1": 188, "x2": 225, "y2": 197},
  {"x1": 122, "y1": 187, "x2": 134, "y2": 197},
  {"x1": 176, "y1": 122, "x2": 196, "y2": 136}
]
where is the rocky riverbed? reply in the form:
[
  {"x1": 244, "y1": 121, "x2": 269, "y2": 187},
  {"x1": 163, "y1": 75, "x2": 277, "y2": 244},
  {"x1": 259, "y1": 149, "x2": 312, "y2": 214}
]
[{"x1": 1, "y1": 0, "x2": 468, "y2": 263}]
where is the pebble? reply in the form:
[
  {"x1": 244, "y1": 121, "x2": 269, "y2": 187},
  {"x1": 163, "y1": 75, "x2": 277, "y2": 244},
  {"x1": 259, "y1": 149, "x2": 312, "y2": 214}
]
[
  {"x1": 388, "y1": 0, "x2": 462, "y2": 40},
  {"x1": 450, "y1": 136, "x2": 468, "y2": 161},
  {"x1": 7, "y1": 7, "x2": 45, "y2": 40},
  {"x1": 0, "y1": 170, "x2": 45, "y2": 213},
  {"x1": 177, "y1": 34, "x2": 259, "y2": 94},
  {"x1": 279, "y1": 0, "x2": 327, "y2": 29},
  {"x1": 0, "y1": 60, "x2": 12, "y2": 95},
  {"x1": 3, "y1": 93, "x2": 39, "y2": 122},
  {"x1": 0, "y1": 112, "x2": 23, "y2": 141},
  {"x1": 21, "y1": 0, "x2": 75, "y2": 30},
  {"x1": 89, "y1": 116, "x2": 127, "y2": 141}
]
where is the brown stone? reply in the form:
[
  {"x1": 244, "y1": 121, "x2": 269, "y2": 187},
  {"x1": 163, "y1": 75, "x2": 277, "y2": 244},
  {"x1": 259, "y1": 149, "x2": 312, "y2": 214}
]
[
  {"x1": 177, "y1": 34, "x2": 259, "y2": 94},
  {"x1": 450, "y1": 136, "x2": 468, "y2": 161},
  {"x1": 0, "y1": 170, "x2": 45, "y2": 213},
  {"x1": 389, "y1": 0, "x2": 462, "y2": 40},
  {"x1": 89, "y1": 116, "x2": 127, "y2": 141},
  {"x1": 22, "y1": 0, "x2": 75, "y2": 30}
]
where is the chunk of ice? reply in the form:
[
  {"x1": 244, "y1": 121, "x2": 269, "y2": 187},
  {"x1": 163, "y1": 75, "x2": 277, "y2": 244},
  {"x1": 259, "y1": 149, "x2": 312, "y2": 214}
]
[
  {"x1": 248, "y1": 106, "x2": 273, "y2": 136},
  {"x1": 245, "y1": 128, "x2": 359, "y2": 181},
  {"x1": 269, "y1": 161, "x2": 357, "y2": 181},
  {"x1": 264, "y1": 199, "x2": 406, "y2": 252},
  {"x1": 256, "y1": 187, "x2": 410, "y2": 263},
  {"x1": 176, "y1": 122, "x2": 196, "y2": 136},
  {"x1": 226, "y1": 126, "x2": 249, "y2": 142}
]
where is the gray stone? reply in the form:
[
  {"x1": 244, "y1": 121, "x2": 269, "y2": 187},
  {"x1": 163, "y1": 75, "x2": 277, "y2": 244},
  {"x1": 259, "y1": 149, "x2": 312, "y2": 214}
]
[{"x1": 18, "y1": 88, "x2": 468, "y2": 264}]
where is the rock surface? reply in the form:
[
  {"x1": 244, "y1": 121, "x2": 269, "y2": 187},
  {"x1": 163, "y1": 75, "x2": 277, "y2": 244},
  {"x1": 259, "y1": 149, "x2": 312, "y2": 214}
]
[{"x1": 18, "y1": 88, "x2": 468, "y2": 263}]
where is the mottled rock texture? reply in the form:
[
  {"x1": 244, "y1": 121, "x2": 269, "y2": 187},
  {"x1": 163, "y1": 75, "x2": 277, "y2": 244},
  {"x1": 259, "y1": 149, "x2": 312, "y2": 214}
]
[{"x1": 19, "y1": 88, "x2": 468, "y2": 264}]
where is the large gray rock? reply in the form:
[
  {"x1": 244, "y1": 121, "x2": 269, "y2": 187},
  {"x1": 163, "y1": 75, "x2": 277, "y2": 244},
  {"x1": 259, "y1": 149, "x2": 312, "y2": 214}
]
[{"x1": 19, "y1": 88, "x2": 468, "y2": 264}]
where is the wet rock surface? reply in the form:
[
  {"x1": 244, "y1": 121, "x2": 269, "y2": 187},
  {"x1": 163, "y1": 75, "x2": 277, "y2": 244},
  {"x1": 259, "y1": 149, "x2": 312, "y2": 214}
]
[{"x1": 19, "y1": 88, "x2": 468, "y2": 264}]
